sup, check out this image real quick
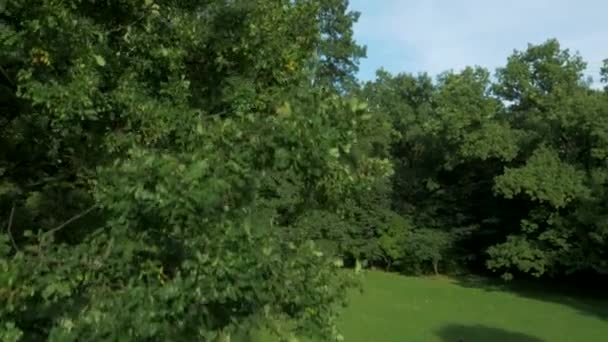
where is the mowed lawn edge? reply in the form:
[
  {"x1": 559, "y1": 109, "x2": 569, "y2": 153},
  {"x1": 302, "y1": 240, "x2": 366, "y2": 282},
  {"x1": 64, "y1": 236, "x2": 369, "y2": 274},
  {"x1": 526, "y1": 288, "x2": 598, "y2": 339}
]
[{"x1": 248, "y1": 270, "x2": 608, "y2": 342}]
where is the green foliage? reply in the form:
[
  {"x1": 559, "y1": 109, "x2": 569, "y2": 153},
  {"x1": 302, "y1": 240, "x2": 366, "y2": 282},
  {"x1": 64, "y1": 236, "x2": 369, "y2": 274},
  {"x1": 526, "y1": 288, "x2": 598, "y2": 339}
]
[
  {"x1": 602, "y1": 59, "x2": 608, "y2": 90},
  {"x1": 376, "y1": 211, "x2": 411, "y2": 270},
  {"x1": 485, "y1": 40, "x2": 608, "y2": 277},
  {"x1": 361, "y1": 39, "x2": 608, "y2": 280},
  {"x1": 2, "y1": 1, "x2": 608, "y2": 338},
  {"x1": 494, "y1": 146, "x2": 588, "y2": 208},
  {"x1": 314, "y1": 0, "x2": 367, "y2": 91},
  {"x1": 401, "y1": 228, "x2": 454, "y2": 275},
  {"x1": 493, "y1": 39, "x2": 587, "y2": 110},
  {"x1": 0, "y1": 0, "x2": 376, "y2": 340},
  {"x1": 487, "y1": 235, "x2": 550, "y2": 279}
]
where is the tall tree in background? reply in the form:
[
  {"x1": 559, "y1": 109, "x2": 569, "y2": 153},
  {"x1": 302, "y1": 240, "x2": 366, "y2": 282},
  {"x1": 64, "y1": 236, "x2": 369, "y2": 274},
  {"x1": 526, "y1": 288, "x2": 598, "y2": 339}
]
[
  {"x1": 489, "y1": 40, "x2": 608, "y2": 278},
  {"x1": 601, "y1": 59, "x2": 608, "y2": 91},
  {"x1": 361, "y1": 67, "x2": 513, "y2": 274},
  {"x1": 315, "y1": 0, "x2": 366, "y2": 91},
  {"x1": 360, "y1": 40, "x2": 608, "y2": 278}
]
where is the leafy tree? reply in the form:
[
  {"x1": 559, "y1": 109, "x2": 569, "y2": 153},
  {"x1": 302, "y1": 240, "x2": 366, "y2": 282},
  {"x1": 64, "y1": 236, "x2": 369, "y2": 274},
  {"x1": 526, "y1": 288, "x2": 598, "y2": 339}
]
[
  {"x1": 361, "y1": 67, "x2": 505, "y2": 274},
  {"x1": 401, "y1": 228, "x2": 453, "y2": 275},
  {"x1": 314, "y1": 0, "x2": 367, "y2": 91},
  {"x1": 360, "y1": 39, "x2": 608, "y2": 279},
  {"x1": 3, "y1": 2, "x2": 608, "y2": 339},
  {"x1": 488, "y1": 40, "x2": 608, "y2": 278},
  {"x1": 601, "y1": 59, "x2": 608, "y2": 90},
  {"x1": 0, "y1": 1, "x2": 385, "y2": 340}
]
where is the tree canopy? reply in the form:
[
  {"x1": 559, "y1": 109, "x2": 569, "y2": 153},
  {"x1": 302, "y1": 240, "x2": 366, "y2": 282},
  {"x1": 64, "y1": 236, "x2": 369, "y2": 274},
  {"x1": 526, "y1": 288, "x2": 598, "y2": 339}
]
[
  {"x1": 1, "y1": 1, "x2": 380, "y2": 341},
  {"x1": 362, "y1": 39, "x2": 608, "y2": 279},
  {"x1": 1, "y1": 2, "x2": 608, "y2": 341}
]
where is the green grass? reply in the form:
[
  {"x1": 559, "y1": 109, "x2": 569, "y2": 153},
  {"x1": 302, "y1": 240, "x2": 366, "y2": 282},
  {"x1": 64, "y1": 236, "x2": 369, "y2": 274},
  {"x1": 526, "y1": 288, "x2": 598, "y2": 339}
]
[{"x1": 250, "y1": 271, "x2": 608, "y2": 342}]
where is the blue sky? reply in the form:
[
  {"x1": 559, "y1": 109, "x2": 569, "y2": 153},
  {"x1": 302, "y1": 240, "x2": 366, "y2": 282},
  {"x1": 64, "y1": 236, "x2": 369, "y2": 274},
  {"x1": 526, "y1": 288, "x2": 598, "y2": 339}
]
[{"x1": 349, "y1": 0, "x2": 608, "y2": 84}]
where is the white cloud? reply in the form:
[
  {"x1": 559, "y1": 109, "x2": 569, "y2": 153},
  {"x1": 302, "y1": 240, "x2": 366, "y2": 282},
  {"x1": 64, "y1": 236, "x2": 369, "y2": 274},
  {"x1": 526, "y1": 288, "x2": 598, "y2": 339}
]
[{"x1": 351, "y1": 0, "x2": 608, "y2": 81}]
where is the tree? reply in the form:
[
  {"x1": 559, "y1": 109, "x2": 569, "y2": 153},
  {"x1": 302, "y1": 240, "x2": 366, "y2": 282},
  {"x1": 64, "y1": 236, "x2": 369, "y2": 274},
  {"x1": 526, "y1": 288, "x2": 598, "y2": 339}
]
[
  {"x1": 402, "y1": 228, "x2": 453, "y2": 275},
  {"x1": 602, "y1": 59, "x2": 608, "y2": 90},
  {"x1": 488, "y1": 40, "x2": 608, "y2": 278},
  {"x1": 0, "y1": 1, "x2": 385, "y2": 340},
  {"x1": 361, "y1": 68, "x2": 505, "y2": 274},
  {"x1": 315, "y1": 0, "x2": 367, "y2": 91},
  {"x1": 359, "y1": 40, "x2": 608, "y2": 279}
]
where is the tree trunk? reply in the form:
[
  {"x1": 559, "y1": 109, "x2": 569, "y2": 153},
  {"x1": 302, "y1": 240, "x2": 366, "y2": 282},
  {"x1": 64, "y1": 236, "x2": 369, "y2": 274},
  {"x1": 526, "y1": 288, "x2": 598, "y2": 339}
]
[
  {"x1": 216, "y1": 330, "x2": 231, "y2": 342},
  {"x1": 432, "y1": 259, "x2": 439, "y2": 276}
]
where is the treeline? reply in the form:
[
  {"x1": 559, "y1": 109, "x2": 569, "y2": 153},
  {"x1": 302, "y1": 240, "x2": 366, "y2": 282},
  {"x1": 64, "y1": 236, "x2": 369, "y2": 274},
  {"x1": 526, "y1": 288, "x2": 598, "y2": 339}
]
[
  {"x1": 1, "y1": 0, "x2": 607, "y2": 341},
  {"x1": 340, "y1": 41, "x2": 608, "y2": 280}
]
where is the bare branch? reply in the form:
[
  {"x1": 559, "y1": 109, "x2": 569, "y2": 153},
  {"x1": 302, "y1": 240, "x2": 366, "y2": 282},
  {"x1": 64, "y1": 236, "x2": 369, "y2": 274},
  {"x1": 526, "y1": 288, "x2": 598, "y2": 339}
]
[
  {"x1": 46, "y1": 205, "x2": 98, "y2": 236},
  {"x1": 0, "y1": 65, "x2": 15, "y2": 88},
  {"x1": 6, "y1": 203, "x2": 17, "y2": 251}
]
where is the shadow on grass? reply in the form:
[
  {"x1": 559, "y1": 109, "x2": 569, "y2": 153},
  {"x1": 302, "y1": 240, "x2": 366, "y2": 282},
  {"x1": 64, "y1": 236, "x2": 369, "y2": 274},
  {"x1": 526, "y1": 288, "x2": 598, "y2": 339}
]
[
  {"x1": 450, "y1": 274, "x2": 608, "y2": 321},
  {"x1": 436, "y1": 324, "x2": 545, "y2": 342}
]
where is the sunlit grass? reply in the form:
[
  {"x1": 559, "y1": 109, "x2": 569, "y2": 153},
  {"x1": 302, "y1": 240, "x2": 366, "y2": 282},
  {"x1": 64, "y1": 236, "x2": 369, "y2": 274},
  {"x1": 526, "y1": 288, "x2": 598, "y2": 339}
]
[{"x1": 248, "y1": 270, "x2": 608, "y2": 342}]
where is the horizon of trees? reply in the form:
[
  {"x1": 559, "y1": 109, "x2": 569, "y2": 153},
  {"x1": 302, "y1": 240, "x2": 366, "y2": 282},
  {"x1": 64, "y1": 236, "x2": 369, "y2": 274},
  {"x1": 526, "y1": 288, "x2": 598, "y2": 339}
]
[{"x1": 1, "y1": 1, "x2": 607, "y2": 341}]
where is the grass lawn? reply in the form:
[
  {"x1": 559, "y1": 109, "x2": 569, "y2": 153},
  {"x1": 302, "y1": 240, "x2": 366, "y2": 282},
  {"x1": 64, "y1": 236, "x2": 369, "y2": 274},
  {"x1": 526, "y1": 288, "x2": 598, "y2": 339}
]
[{"x1": 249, "y1": 271, "x2": 608, "y2": 342}]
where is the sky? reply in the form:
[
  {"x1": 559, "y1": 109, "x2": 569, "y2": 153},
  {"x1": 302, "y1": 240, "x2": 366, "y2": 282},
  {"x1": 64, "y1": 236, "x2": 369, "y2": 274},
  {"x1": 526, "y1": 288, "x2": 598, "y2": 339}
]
[{"x1": 349, "y1": 0, "x2": 608, "y2": 84}]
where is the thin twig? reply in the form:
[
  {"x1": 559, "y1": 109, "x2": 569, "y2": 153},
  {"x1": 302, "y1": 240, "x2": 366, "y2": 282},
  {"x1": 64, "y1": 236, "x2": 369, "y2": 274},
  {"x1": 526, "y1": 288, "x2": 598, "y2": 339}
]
[
  {"x1": 7, "y1": 203, "x2": 17, "y2": 251},
  {"x1": 105, "y1": 14, "x2": 146, "y2": 34},
  {"x1": 0, "y1": 65, "x2": 15, "y2": 88},
  {"x1": 45, "y1": 205, "x2": 98, "y2": 236}
]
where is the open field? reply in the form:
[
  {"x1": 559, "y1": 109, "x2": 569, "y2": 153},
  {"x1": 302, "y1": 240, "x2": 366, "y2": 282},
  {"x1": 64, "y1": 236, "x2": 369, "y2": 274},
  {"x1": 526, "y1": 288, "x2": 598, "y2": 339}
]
[{"x1": 250, "y1": 271, "x2": 608, "y2": 342}]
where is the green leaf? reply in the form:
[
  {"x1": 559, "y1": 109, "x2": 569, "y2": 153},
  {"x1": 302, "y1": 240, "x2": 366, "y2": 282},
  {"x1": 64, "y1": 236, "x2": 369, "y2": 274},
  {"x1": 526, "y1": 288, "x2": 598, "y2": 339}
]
[
  {"x1": 93, "y1": 54, "x2": 106, "y2": 67},
  {"x1": 329, "y1": 148, "x2": 340, "y2": 158},
  {"x1": 360, "y1": 113, "x2": 372, "y2": 121},
  {"x1": 276, "y1": 102, "x2": 292, "y2": 116}
]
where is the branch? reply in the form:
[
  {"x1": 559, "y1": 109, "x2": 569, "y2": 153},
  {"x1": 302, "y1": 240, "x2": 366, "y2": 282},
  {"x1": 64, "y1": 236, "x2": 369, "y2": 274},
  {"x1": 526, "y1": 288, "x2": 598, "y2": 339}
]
[
  {"x1": 105, "y1": 14, "x2": 146, "y2": 34},
  {"x1": 0, "y1": 65, "x2": 15, "y2": 88},
  {"x1": 45, "y1": 205, "x2": 98, "y2": 236},
  {"x1": 6, "y1": 203, "x2": 17, "y2": 251}
]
